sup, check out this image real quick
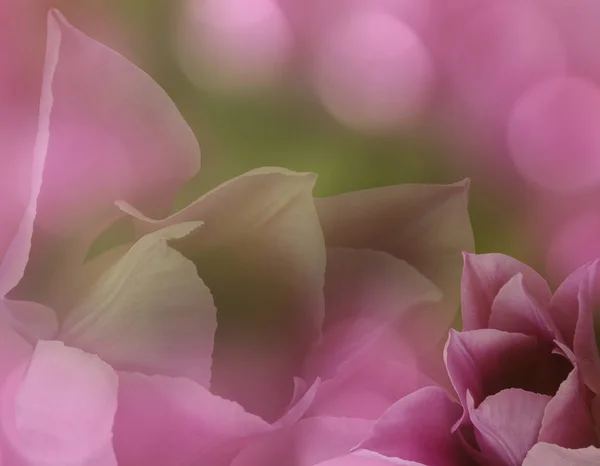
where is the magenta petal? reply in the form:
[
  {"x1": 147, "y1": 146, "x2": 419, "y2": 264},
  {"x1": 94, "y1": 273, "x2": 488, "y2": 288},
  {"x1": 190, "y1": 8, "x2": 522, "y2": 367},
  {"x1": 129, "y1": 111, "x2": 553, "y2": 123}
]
[
  {"x1": 1, "y1": 341, "x2": 118, "y2": 465},
  {"x1": 232, "y1": 416, "x2": 373, "y2": 466},
  {"x1": 461, "y1": 253, "x2": 551, "y2": 331},
  {"x1": 538, "y1": 368, "x2": 597, "y2": 448},
  {"x1": 358, "y1": 386, "x2": 467, "y2": 466},
  {"x1": 467, "y1": 389, "x2": 550, "y2": 466},
  {"x1": 444, "y1": 328, "x2": 539, "y2": 424},
  {"x1": 571, "y1": 264, "x2": 600, "y2": 394},
  {"x1": 488, "y1": 274, "x2": 557, "y2": 340},
  {"x1": 522, "y1": 443, "x2": 600, "y2": 465},
  {"x1": 113, "y1": 372, "x2": 271, "y2": 466},
  {"x1": 548, "y1": 259, "x2": 600, "y2": 347}
]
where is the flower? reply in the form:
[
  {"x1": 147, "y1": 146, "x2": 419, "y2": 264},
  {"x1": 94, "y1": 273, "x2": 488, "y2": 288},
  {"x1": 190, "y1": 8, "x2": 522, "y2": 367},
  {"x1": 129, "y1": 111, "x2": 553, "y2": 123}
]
[
  {"x1": 0, "y1": 9, "x2": 474, "y2": 466},
  {"x1": 357, "y1": 253, "x2": 600, "y2": 465}
]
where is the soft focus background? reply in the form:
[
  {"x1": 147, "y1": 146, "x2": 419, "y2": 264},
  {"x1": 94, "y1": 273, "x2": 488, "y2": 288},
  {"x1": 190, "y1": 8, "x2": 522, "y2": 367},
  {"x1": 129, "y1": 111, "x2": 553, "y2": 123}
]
[{"x1": 15, "y1": 0, "x2": 600, "y2": 285}]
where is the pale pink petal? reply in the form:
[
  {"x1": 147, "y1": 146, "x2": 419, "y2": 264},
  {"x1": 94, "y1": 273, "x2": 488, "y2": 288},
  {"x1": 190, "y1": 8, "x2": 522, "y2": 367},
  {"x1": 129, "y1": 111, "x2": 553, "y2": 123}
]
[
  {"x1": 461, "y1": 253, "x2": 551, "y2": 331},
  {"x1": 1, "y1": 341, "x2": 118, "y2": 465},
  {"x1": 1, "y1": 299, "x2": 58, "y2": 343},
  {"x1": 314, "y1": 451, "x2": 424, "y2": 466},
  {"x1": 358, "y1": 386, "x2": 468, "y2": 466},
  {"x1": 316, "y1": 181, "x2": 473, "y2": 333},
  {"x1": 488, "y1": 274, "x2": 558, "y2": 340},
  {"x1": 522, "y1": 443, "x2": 600, "y2": 466},
  {"x1": 306, "y1": 345, "x2": 436, "y2": 420},
  {"x1": 122, "y1": 167, "x2": 326, "y2": 421},
  {"x1": 59, "y1": 223, "x2": 216, "y2": 386},
  {"x1": 232, "y1": 416, "x2": 372, "y2": 466},
  {"x1": 467, "y1": 389, "x2": 550, "y2": 466},
  {"x1": 0, "y1": 7, "x2": 57, "y2": 297},
  {"x1": 14, "y1": 10, "x2": 199, "y2": 303},
  {"x1": 276, "y1": 378, "x2": 321, "y2": 427},
  {"x1": 321, "y1": 248, "x2": 445, "y2": 352},
  {"x1": 113, "y1": 372, "x2": 271, "y2": 466},
  {"x1": 0, "y1": 308, "x2": 34, "y2": 384},
  {"x1": 538, "y1": 368, "x2": 597, "y2": 449}
]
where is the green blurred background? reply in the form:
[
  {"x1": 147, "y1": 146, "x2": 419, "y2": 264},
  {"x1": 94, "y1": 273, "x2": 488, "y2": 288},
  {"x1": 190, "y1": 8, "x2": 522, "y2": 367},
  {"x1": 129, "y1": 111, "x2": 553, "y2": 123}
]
[{"x1": 58, "y1": 0, "x2": 539, "y2": 272}]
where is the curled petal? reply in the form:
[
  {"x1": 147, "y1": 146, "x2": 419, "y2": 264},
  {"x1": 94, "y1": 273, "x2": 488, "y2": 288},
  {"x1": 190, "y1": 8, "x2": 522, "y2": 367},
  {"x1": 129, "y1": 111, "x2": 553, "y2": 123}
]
[
  {"x1": 461, "y1": 253, "x2": 551, "y2": 331},
  {"x1": 444, "y1": 328, "x2": 539, "y2": 426},
  {"x1": 539, "y1": 368, "x2": 597, "y2": 449},
  {"x1": 467, "y1": 389, "x2": 550, "y2": 466},
  {"x1": 488, "y1": 273, "x2": 557, "y2": 341}
]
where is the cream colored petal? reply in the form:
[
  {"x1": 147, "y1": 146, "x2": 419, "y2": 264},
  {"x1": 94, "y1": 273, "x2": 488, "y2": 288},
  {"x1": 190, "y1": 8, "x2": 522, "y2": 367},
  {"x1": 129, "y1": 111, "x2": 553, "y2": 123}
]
[{"x1": 59, "y1": 222, "x2": 216, "y2": 387}]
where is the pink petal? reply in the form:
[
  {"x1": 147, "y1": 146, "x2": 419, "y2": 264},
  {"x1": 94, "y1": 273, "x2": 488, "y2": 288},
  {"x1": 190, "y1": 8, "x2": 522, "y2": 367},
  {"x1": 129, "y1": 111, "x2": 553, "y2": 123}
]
[
  {"x1": 548, "y1": 259, "x2": 600, "y2": 346},
  {"x1": 321, "y1": 248, "x2": 445, "y2": 352},
  {"x1": 122, "y1": 167, "x2": 326, "y2": 421},
  {"x1": 232, "y1": 416, "x2": 373, "y2": 466},
  {"x1": 316, "y1": 181, "x2": 473, "y2": 334},
  {"x1": 522, "y1": 443, "x2": 600, "y2": 465},
  {"x1": 0, "y1": 6, "x2": 56, "y2": 297},
  {"x1": 306, "y1": 345, "x2": 436, "y2": 420},
  {"x1": 59, "y1": 223, "x2": 216, "y2": 386},
  {"x1": 1, "y1": 299, "x2": 58, "y2": 344},
  {"x1": 313, "y1": 451, "x2": 423, "y2": 466},
  {"x1": 113, "y1": 372, "x2": 271, "y2": 466},
  {"x1": 14, "y1": 9, "x2": 199, "y2": 303},
  {"x1": 488, "y1": 273, "x2": 558, "y2": 340},
  {"x1": 1, "y1": 341, "x2": 118, "y2": 465},
  {"x1": 467, "y1": 389, "x2": 550, "y2": 466},
  {"x1": 0, "y1": 308, "x2": 34, "y2": 385},
  {"x1": 538, "y1": 368, "x2": 597, "y2": 448},
  {"x1": 358, "y1": 386, "x2": 467, "y2": 466},
  {"x1": 461, "y1": 253, "x2": 551, "y2": 331}
]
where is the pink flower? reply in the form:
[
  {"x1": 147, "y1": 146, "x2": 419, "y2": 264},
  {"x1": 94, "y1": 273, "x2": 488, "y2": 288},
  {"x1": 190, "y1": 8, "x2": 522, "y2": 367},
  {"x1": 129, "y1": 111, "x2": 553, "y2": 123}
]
[
  {"x1": 358, "y1": 253, "x2": 600, "y2": 465},
  {"x1": 0, "y1": 9, "x2": 475, "y2": 466}
]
